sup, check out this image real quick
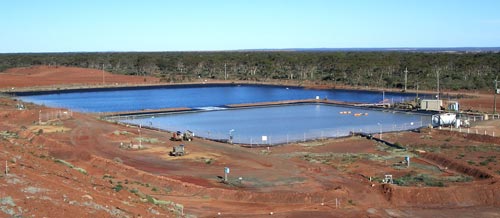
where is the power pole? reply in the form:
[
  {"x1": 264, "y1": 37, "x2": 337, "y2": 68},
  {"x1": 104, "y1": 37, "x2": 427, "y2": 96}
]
[
  {"x1": 416, "y1": 82, "x2": 419, "y2": 99},
  {"x1": 102, "y1": 63, "x2": 105, "y2": 85},
  {"x1": 224, "y1": 63, "x2": 227, "y2": 80},
  {"x1": 404, "y1": 67, "x2": 408, "y2": 92},
  {"x1": 138, "y1": 124, "x2": 142, "y2": 148},
  {"x1": 494, "y1": 76, "x2": 498, "y2": 114},
  {"x1": 436, "y1": 70, "x2": 440, "y2": 99}
]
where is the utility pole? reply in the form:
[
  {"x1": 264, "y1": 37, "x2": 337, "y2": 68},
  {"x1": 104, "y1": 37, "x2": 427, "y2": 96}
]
[
  {"x1": 224, "y1": 63, "x2": 227, "y2": 80},
  {"x1": 494, "y1": 76, "x2": 498, "y2": 114},
  {"x1": 404, "y1": 67, "x2": 408, "y2": 92},
  {"x1": 378, "y1": 123, "x2": 382, "y2": 140},
  {"x1": 436, "y1": 70, "x2": 440, "y2": 99},
  {"x1": 102, "y1": 63, "x2": 105, "y2": 85},
  {"x1": 416, "y1": 82, "x2": 419, "y2": 100},
  {"x1": 138, "y1": 125, "x2": 142, "y2": 148}
]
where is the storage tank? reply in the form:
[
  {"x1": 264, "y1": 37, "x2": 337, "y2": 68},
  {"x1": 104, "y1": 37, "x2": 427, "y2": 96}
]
[{"x1": 431, "y1": 113, "x2": 457, "y2": 126}]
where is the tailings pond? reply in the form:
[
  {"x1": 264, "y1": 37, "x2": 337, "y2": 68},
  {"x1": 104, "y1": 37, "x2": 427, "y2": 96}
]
[
  {"x1": 15, "y1": 84, "x2": 431, "y2": 144},
  {"x1": 15, "y1": 84, "x2": 421, "y2": 112}
]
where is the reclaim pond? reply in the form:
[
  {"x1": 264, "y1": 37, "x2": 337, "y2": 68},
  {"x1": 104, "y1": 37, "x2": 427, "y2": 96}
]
[{"x1": 117, "y1": 103, "x2": 431, "y2": 145}]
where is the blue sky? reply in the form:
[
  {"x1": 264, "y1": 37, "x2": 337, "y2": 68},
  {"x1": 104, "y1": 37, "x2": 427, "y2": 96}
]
[{"x1": 1, "y1": 0, "x2": 499, "y2": 52}]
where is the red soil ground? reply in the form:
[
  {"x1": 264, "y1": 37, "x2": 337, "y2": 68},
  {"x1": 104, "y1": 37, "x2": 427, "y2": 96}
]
[
  {"x1": 0, "y1": 65, "x2": 160, "y2": 90},
  {"x1": 1, "y1": 66, "x2": 499, "y2": 217}
]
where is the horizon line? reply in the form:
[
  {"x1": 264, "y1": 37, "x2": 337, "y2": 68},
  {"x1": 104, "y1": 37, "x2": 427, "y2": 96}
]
[{"x1": 2, "y1": 46, "x2": 500, "y2": 54}]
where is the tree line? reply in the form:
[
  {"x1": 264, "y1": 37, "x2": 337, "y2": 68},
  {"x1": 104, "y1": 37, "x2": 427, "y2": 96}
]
[{"x1": 0, "y1": 51, "x2": 499, "y2": 91}]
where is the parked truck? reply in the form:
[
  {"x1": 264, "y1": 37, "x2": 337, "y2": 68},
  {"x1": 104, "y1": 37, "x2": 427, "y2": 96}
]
[
  {"x1": 171, "y1": 131, "x2": 183, "y2": 141},
  {"x1": 183, "y1": 130, "x2": 194, "y2": 141},
  {"x1": 171, "y1": 130, "x2": 194, "y2": 141}
]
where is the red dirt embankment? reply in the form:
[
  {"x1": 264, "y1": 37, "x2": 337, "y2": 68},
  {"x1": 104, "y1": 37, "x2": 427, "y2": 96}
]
[
  {"x1": 381, "y1": 180, "x2": 500, "y2": 207},
  {"x1": 0, "y1": 65, "x2": 159, "y2": 89},
  {"x1": 435, "y1": 129, "x2": 500, "y2": 145},
  {"x1": 420, "y1": 152, "x2": 494, "y2": 179}
]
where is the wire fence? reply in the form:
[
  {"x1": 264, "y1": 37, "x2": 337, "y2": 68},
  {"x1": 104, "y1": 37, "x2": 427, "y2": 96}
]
[
  {"x1": 437, "y1": 113, "x2": 500, "y2": 137},
  {"x1": 180, "y1": 121, "x2": 430, "y2": 146},
  {"x1": 439, "y1": 126, "x2": 497, "y2": 137},
  {"x1": 112, "y1": 112, "x2": 500, "y2": 146},
  {"x1": 38, "y1": 109, "x2": 73, "y2": 123}
]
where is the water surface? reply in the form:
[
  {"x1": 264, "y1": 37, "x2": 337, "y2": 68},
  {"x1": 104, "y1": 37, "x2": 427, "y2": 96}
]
[
  {"x1": 17, "y1": 84, "x2": 421, "y2": 112},
  {"x1": 119, "y1": 104, "x2": 430, "y2": 145}
]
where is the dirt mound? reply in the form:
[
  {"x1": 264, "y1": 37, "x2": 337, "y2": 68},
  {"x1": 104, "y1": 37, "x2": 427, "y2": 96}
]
[
  {"x1": 420, "y1": 152, "x2": 493, "y2": 179},
  {"x1": 381, "y1": 180, "x2": 500, "y2": 207},
  {"x1": 0, "y1": 65, "x2": 159, "y2": 89}
]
